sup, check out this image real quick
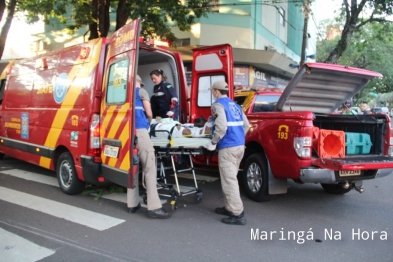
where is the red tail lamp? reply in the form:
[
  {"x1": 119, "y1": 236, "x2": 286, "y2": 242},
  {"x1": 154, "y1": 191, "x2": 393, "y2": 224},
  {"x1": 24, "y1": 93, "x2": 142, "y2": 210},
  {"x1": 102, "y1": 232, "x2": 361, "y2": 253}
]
[{"x1": 313, "y1": 129, "x2": 345, "y2": 158}]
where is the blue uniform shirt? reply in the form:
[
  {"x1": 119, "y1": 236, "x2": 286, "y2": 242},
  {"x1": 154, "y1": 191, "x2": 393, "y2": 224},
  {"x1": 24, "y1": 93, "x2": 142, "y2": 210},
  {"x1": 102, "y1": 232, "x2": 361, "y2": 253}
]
[
  {"x1": 135, "y1": 87, "x2": 150, "y2": 130},
  {"x1": 213, "y1": 97, "x2": 245, "y2": 150},
  {"x1": 152, "y1": 81, "x2": 178, "y2": 119}
]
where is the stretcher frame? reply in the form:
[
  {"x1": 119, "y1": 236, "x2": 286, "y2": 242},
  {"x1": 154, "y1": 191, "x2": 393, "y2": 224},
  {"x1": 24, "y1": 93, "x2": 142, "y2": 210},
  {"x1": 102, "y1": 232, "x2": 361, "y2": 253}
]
[{"x1": 147, "y1": 129, "x2": 212, "y2": 210}]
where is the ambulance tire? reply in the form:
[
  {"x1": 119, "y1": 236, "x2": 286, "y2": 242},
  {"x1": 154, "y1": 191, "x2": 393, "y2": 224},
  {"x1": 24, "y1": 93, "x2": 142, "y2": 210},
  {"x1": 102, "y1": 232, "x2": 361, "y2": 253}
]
[
  {"x1": 56, "y1": 152, "x2": 86, "y2": 195},
  {"x1": 242, "y1": 153, "x2": 271, "y2": 202},
  {"x1": 321, "y1": 183, "x2": 353, "y2": 194}
]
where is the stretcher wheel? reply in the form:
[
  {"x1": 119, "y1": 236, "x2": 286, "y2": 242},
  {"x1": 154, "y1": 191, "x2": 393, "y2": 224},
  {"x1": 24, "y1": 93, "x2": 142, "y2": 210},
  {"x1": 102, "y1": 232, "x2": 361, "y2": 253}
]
[
  {"x1": 170, "y1": 189, "x2": 178, "y2": 200},
  {"x1": 194, "y1": 192, "x2": 202, "y2": 203},
  {"x1": 142, "y1": 194, "x2": 147, "y2": 204},
  {"x1": 171, "y1": 200, "x2": 177, "y2": 211}
]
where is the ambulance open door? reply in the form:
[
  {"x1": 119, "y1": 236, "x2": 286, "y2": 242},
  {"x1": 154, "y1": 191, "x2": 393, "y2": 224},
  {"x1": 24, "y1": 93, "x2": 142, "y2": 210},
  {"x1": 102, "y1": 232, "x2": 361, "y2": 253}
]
[
  {"x1": 189, "y1": 44, "x2": 234, "y2": 166},
  {"x1": 190, "y1": 44, "x2": 234, "y2": 122},
  {"x1": 99, "y1": 20, "x2": 141, "y2": 189}
]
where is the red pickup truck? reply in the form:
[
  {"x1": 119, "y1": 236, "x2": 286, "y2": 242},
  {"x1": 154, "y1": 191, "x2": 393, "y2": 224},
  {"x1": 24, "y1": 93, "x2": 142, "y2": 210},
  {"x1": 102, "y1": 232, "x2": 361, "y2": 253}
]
[{"x1": 190, "y1": 45, "x2": 393, "y2": 202}]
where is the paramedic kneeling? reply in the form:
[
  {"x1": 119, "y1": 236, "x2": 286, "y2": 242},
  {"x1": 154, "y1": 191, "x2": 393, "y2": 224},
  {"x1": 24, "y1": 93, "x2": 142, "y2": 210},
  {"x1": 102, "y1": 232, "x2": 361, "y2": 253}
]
[
  {"x1": 127, "y1": 75, "x2": 171, "y2": 219},
  {"x1": 204, "y1": 80, "x2": 250, "y2": 225}
]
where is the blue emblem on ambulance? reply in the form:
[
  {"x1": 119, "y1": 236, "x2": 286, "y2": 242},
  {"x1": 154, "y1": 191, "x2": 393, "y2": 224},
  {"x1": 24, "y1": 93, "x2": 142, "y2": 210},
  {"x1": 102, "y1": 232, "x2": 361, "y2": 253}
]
[
  {"x1": 21, "y1": 113, "x2": 29, "y2": 139},
  {"x1": 53, "y1": 73, "x2": 69, "y2": 104}
]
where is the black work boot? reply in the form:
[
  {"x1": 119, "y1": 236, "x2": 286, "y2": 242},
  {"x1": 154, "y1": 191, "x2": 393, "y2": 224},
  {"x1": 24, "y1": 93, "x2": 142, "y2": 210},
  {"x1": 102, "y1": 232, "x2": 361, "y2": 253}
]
[
  {"x1": 128, "y1": 203, "x2": 141, "y2": 214},
  {"x1": 221, "y1": 211, "x2": 246, "y2": 225},
  {"x1": 147, "y1": 208, "x2": 171, "y2": 219},
  {"x1": 215, "y1": 207, "x2": 233, "y2": 216}
]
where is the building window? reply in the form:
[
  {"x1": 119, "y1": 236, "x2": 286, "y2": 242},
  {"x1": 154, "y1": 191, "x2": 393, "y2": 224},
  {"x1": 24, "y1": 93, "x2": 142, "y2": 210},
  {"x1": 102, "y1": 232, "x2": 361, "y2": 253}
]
[
  {"x1": 174, "y1": 38, "x2": 191, "y2": 46},
  {"x1": 279, "y1": 7, "x2": 285, "y2": 27}
]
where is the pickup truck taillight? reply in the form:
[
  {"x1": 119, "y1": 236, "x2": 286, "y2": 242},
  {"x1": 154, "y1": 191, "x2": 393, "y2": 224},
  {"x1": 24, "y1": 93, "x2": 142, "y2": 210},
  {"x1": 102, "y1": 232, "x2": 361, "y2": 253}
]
[
  {"x1": 89, "y1": 114, "x2": 101, "y2": 159},
  {"x1": 293, "y1": 127, "x2": 312, "y2": 158},
  {"x1": 389, "y1": 137, "x2": 393, "y2": 156}
]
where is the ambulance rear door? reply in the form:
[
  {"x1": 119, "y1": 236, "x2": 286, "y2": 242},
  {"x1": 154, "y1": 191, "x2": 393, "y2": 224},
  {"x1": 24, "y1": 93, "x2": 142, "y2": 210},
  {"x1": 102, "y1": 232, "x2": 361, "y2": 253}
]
[
  {"x1": 100, "y1": 19, "x2": 140, "y2": 188},
  {"x1": 173, "y1": 52, "x2": 189, "y2": 123},
  {"x1": 190, "y1": 44, "x2": 234, "y2": 122}
]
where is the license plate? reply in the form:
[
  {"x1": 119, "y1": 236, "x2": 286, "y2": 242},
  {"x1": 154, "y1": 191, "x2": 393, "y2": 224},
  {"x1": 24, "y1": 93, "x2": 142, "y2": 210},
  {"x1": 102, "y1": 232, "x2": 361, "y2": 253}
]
[
  {"x1": 104, "y1": 145, "x2": 119, "y2": 158},
  {"x1": 339, "y1": 170, "x2": 361, "y2": 177}
]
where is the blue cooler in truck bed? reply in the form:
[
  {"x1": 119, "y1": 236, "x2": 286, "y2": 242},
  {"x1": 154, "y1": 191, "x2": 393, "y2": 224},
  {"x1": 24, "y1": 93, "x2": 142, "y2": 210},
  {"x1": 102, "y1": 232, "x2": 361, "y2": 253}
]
[{"x1": 345, "y1": 132, "x2": 373, "y2": 155}]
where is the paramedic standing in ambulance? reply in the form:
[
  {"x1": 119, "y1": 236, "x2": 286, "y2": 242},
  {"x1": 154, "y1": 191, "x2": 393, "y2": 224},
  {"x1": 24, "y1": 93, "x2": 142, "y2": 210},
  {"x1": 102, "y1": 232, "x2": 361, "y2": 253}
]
[
  {"x1": 150, "y1": 69, "x2": 179, "y2": 120},
  {"x1": 204, "y1": 80, "x2": 250, "y2": 225},
  {"x1": 127, "y1": 75, "x2": 171, "y2": 219}
]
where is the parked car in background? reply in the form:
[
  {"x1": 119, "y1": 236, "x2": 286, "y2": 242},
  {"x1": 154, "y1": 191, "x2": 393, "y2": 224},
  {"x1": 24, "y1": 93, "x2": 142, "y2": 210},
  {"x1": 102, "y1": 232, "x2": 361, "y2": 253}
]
[
  {"x1": 381, "y1": 107, "x2": 389, "y2": 115},
  {"x1": 371, "y1": 107, "x2": 382, "y2": 114}
]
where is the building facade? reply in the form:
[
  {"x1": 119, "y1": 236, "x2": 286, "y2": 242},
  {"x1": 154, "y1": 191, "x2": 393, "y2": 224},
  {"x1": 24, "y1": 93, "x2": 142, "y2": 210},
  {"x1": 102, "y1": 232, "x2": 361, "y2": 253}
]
[{"x1": 169, "y1": 1, "x2": 317, "y2": 87}]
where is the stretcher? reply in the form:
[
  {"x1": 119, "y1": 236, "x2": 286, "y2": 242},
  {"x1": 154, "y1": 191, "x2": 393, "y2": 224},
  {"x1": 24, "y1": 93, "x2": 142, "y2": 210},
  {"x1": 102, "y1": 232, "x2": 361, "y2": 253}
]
[{"x1": 147, "y1": 126, "x2": 214, "y2": 211}]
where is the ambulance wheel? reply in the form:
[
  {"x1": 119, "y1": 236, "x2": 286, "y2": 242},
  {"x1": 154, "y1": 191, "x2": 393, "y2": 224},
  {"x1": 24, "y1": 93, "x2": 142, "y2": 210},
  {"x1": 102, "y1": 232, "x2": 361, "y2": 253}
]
[
  {"x1": 142, "y1": 194, "x2": 147, "y2": 204},
  {"x1": 321, "y1": 183, "x2": 353, "y2": 194},
  {"x1": 242, "y1": 153, "x2": 271, "y2": 202},
  {"x1": 0, "y1": 153, "x2": 4, "y2": 159},
  {"x1": 56, "y1": 152, "x2": 86, "y2": 195}
]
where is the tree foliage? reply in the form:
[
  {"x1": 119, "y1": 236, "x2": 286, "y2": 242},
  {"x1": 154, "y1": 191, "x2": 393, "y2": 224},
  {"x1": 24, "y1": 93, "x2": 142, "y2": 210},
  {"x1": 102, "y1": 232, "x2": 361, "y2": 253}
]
[
  {"x1": 0, "y1": 0, "x2": 16, "y2": 58},
  {"x1": 20, "y1": 0, "x2": 210, "y2": 42},
  {"x1": 321, "y1": 0, "x2": 393, "y2": 64},
  {"x1": 317, "y1": 22, "x2": 393, "y2": 104},
  {"x1": 0, "y1": 0, "x2": 210, "y2": 58}
]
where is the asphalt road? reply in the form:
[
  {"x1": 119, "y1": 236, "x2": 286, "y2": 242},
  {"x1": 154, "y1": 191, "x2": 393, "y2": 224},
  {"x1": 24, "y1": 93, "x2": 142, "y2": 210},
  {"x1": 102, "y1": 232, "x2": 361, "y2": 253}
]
[{"x1": 0, "y1": 155, "x2": 392, "y2": 262}]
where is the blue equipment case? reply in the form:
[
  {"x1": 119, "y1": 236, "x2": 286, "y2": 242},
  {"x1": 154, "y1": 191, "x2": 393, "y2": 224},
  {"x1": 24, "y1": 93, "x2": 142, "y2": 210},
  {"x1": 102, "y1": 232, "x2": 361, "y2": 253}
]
[{"x1": 345, "y1": 132, "x2": 372, "y2": 155}]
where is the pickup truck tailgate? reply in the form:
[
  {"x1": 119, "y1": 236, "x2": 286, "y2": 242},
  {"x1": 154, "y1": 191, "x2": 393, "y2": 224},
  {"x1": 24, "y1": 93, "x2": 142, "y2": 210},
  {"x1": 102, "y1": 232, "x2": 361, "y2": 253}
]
[{"x1": 313, "y1": 156, "x2": 393, "y2": 170}]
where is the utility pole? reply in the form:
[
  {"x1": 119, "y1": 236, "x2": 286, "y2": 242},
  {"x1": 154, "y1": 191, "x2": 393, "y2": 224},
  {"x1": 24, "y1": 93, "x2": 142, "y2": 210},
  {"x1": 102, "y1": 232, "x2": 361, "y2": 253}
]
[{"x1": 300, "y1": 0, "x2": 310, "y2": 66}]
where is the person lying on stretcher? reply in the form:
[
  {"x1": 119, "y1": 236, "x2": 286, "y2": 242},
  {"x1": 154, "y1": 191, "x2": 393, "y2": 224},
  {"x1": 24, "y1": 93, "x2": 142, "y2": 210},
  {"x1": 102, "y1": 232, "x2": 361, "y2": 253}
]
[{"x1": 150, "y1": 112, "x2": 212, "y2": 138}]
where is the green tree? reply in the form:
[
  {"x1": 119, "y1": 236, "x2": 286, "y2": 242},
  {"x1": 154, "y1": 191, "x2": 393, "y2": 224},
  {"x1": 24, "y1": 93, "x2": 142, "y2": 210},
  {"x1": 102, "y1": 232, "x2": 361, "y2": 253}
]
[
  {"x1": 317, "y1": 22, "x2": 393, "y2": 103},
  {"x1": 0, "y1": 0, "x2": 17, "y2": 58},
  {"x1": 321, "y1": 0, "x2": 393, "y2": 64},
  {"x1": 0, "y1": 0, "x2": 210, "y2": 58},
  {"x1": 21, "y1": 0, "x2": 210, "y2": 42}
]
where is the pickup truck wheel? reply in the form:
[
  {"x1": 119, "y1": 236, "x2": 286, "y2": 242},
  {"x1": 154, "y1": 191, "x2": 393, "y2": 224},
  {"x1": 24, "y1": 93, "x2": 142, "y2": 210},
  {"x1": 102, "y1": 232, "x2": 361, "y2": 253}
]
[
  {"x1": 56, "y1": 152, "x2": 86, "y2": 195},
  {"x1": 321, "y1": 183, "x2": 353, "y2": 194},
  {"x1": 243, "y1": 153, "x2": 271, "y2": 202}
]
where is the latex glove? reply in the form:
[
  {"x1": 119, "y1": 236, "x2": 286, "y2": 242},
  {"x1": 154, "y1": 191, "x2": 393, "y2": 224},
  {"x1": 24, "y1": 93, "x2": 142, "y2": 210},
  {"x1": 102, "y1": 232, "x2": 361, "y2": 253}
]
[
  {"x1": 204, "y1": 141, "x2": 217, "y2": 151},
  {"x1": 166, "y1": 111, "x2": 174, "y2": 117},
  {"x1": 170, "y1": 100, "x2": 177, "y2": 109}
]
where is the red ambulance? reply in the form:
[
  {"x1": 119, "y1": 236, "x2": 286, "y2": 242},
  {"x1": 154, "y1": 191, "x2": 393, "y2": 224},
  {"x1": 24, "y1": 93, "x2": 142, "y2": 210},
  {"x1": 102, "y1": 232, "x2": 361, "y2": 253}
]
[{"x1": 0, "y1": 19, "x2": 192, "y2": 194}]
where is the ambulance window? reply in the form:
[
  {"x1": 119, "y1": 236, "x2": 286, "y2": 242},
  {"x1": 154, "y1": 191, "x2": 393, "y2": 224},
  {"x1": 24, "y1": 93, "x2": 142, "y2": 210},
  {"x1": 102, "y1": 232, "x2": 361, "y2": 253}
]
[
  {"x1": 106, "y1": 59, "x2": 129, "y2": 104},
  {"x1": 197, "y1": 75, "x2": 225, "y2": 107},
  {"x1": 0, "y1": 79, "x2": 5, "y2": 105}
]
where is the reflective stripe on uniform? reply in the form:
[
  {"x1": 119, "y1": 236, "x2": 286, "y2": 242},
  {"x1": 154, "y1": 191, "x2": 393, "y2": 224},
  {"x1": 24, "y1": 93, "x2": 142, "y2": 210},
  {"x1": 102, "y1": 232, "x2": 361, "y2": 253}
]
[
  {"x1": 135, "y1": 106, "x2": 145, "y2": 111},
  {"x1": 227, "y1": 121, "x2": 244, "y2": 126},
  {"x1": 155, "y1": 92, "x2": 165, "y2": 96}
]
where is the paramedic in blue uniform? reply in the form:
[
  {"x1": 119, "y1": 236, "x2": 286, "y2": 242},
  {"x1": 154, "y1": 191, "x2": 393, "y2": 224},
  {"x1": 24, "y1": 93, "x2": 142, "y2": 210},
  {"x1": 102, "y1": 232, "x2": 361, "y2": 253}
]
[
  {"x1": 127, "y1": 75, "x2": 171, "y2": 219},
  {"x1": 204, "y1": 80, "x2": 250, "y2": 225},
  {"x1": 150, "y1": 69, "x2": 179, "y2": 120}
]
